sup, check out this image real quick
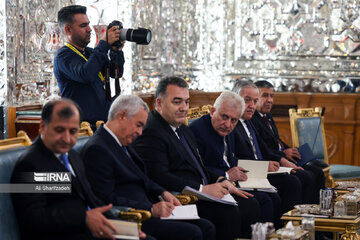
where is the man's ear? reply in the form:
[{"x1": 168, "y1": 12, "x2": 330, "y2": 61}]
[
  {"x1": 155, "y1": 98, "x2": 162, "y2": 111},
  {"x1": 39, "y1": 120, "x2": 45, "y2": 133},
  {"x1": 116, "y1": 110, "x2": 127, "y2": 120},
  {"x1": 64, "y1": 24, "x2": 72, "y2": 35},
  {"x1": 210, "y1": 107, "x2": 216, "y2": 117}
]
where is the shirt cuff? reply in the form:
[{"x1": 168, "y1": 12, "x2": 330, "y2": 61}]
[
  {"x1": 225, "y1": 172, "x2": 229, "y2": 179},
  {"x1": 198, "y1": 184, "x2": 203, "y2": 192}
]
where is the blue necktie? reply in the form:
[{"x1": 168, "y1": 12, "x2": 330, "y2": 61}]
[
  {"x1": 59, "y1": 154, "x2": 72, "y2": 172},
  {"x1": 244, "y1": 120, "x2": 263, "y2": 159},
  {"x1": 122, "y1": 146, "x2": 131, "y2": 158},
  {"x1": 176, "y1": 128, "x2": 208, "y2": 185},
  {"x1": 60, "y1": 153, "x2": 90, "y2": 210}
]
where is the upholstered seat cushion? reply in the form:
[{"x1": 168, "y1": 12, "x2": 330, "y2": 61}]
[
  {"x1": 330, "y1": 164, "x2": 360, "y2": 180},
  {"x1": 72, "y1": 135, "x2": 90, "y2": 153},
  {"x1": 0, "y1": 146, "x2": 27, "y2": 240}
]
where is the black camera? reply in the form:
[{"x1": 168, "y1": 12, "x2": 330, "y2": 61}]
[{"x1": 108, "y1": 20, "x2": 152, "y2": 47}]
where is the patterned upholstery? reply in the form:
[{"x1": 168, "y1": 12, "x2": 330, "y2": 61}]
[
  {"x1": 289, "y1": 108, "x2": 360, "y2": 186},
  {"x1": 297, "y1": 117, "x2": 326, "y2": 161}
]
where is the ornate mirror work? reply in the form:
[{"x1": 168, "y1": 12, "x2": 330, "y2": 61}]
[{"x1": 3, "y1": 0, "x2": 360, "y2": 107}]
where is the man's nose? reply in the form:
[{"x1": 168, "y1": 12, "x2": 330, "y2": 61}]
[
  {"x1": 248, "y1": 100, "x2": 255, "y2": 108},
  {"x1": 224, "y1": 119, "x2": 231, "y2": 128},
  {"x1": 179, "y1": 101, "x2": 188, "y2": 111},
  {"x1": 137, "y1": 127, "x2": 143, "y2": 136},
  {"x1": 62, "y1": 131, "x2": 71, "y2": 143}
]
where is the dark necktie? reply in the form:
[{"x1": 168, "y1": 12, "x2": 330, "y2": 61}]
[
  {"x1": 263, "y1": 114, "x2": 272, "y2": 130},
  {"x1": 122, "y1": 146, "x2": 131, "y2": 158},
  {"x1": 59, "y1": 154, "x2": 72, "y2": 172},
  {"x1": 263, "y1": 115, "x2": 285, "y2": 149},
  {"x1": 175, "y1": 128, "x2": 208, "y2": 185},
  {"x1": 244, "y1": 120, "x2": 263, "y2": 159}
]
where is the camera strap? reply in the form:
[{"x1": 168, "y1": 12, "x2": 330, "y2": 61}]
[
  {"x1": 113, "y1": 51, "x2": 121, "y2": 98},
  {"x1": 104, "y1": 63, "x2": 111, "y2": 101},
  {"x1": 65, "y1": 43, "x2": 105, "y2": 82}
]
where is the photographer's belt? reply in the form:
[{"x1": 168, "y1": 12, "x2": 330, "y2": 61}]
[{"x1": 65, "y1": 42, "x2": 120, "y2": 101}]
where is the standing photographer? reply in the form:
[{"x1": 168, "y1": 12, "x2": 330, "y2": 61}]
[{"x1": 54, "y1": 5, "x2": 125, "y2": 128}]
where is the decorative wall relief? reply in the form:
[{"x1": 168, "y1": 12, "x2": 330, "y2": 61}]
[
  {"x1": 125, "y1": 0, "x2": 360, "y2": 92},
  {"x1": 3, "y1": 0, "x2": 360, "y2": 109},
  {"x1": 5, "y1": 0, "x2": 73, "y2": 107},
  {"x1": 0, "y1": 0, "x2": 6, "y2": 107}
]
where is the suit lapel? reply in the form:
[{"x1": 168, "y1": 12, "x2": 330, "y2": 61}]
[
  {"x1": 237, "y1": 122, "x2": 252, "y2": 148},
  {"x1": 36, "y1": 137, "x2": 89, "y2": 203},
  {"x1": 267, "y1": 114, "x2": 280, "y2": 139},
  {"x1": 153, "y1": 111, "x2": 207, "y2": 179},
  {"x1": 99, "y1": 126, "x2": 148, "y2": 182},
  {"x1": 180, "y1": 125, "x2": 206, "y2": 167},
  {"x1": 255, "y1": 111, "x2": 274, "y2": 138}
]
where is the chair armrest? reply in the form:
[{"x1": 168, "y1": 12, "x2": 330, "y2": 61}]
[
  {"x1": 129, "y1": 209, "x2": 151, "y2": 222},
  {"x1": 175, "y1": 194, "x2": 191, "y2": 205},
  {"x1": 110, "y1": 206, "x2": 151, "y2": 230},
  {"x1": 175, "y1": 194, "x2": 198, "y2": 204},
  {"x1": 323, "y1": 166, "x2": 337, "y2": 188}
]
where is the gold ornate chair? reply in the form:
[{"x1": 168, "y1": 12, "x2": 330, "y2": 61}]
[
  {"x1": 289, "y1": 108, "x2": 360, "y2": 187},
  {"x1": 72, "y1": 121, "x2": 93, "y2": 153},
  {"x1": 109, "y1": 206, "x2": 151, "y2": 230},
  {"x1": 79, "y1": 121, "x2": 94, "y2": 137},
  {"x1": 0, "y1": 130, "x2": 32, "y2": 151},
  {"x1": 96, "y1": 120, "x2": 105, "y2": 129},
  {"x1": 185, "y1": 105, "x2": 212, "y2": 126}
]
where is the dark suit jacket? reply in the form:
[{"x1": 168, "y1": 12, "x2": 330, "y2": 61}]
[
  {"x1": 81, "y1": 125, "x2": 165, "y2": 211},
  {"x1": 189, "y1": 114, "x2": 237, "y2": 177},
  {"x1": 250, "y1": 111, "x2": 288, "y2": 158},
  {"x1": 11, "y1": 137, "x2": 101, "y2": 240},
  {"x1": 133, "y1": 111, "x2": 219, "y2": 192},
  {"x1": 233, "y1": 120, "x2": 283, "y2": 162}
]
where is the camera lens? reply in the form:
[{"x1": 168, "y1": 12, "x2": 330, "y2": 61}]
[{"x1": 128, "y1": 28, "x2": 152, "y2": 45}]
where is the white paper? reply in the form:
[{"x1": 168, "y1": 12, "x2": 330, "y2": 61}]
[
  {"x1": 182, "y1": 186, "x2": 238, "y2": 206},
  {"x1": 161, "y1": 204, "x2": 200, "y2": 220},
  {"x1": 237, "y1": 160, "x2": 276, "y2": 190},
  {"x1": 238, "y1": 178, "x2": 274, "y2": 189},
  {"x1": 267, "y1": 167, "x2": 293, "y2": 175},
  {"x1": 239, "y1": 187, "x2": 277, "y2": 193},
  {"x1": 108, "y1": 219, "x2": 139, "y2": 240}
]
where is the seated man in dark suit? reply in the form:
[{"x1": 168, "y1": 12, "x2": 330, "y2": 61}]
[
  {"x1": 81, "y1": 94, "x2": 215, "y2": 240},
  {"x1": 10, "y1": 99, "x2": 127, "y2": 240},
  {"x1": 232, "y1": 81, "x2": 307, "y2": 213},
  {"x1": 189, "y1": 91, "x2": 282, "y2": 228},
  {"x1": 250, "y1": 80, "x2": 324, "y2": 203},
  {"x1": 133, "y1": 76, "x2": 261, "y2": 240}
]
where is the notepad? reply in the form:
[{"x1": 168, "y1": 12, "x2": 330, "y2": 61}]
[
  {"x1": 267, "y1": 166, "x2": 293, "y2": 175},
  {"x1": 296, "y1": 143, "x2": 316, "y2": 166},
  {"x1": 237, "y1": 160, "x2": 276, "y2": 190},
  {"x1": 108, "y1": 219, "x2": 139, "y2": 240},
  {"x1": 161, "y1": 204, "x2": 200, "y2": 220},
  {"x1": 182, "y1": 186, "x2": 238, "y2": 206}
]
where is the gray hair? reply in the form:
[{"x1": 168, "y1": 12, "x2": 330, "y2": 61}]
[
  {"x1": 232, "y1": 80, "x2": 258, "y2": 96},
  {"x1": 213, "y1": 91, "x2": 245, "y2": 117},
  {"x1": 108, "y1": 95, "x2": 149, "y2": 121}
]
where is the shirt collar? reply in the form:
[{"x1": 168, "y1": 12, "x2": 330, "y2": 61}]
[
  {"x1": 258, "y1": 111, "x2": 265, "y2": 117},
  {"x1": 103, "y1": 124, "x2": 123, "y2": 147}
]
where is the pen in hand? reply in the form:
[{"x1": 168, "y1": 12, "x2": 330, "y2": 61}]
[{"x1": 158, "y1": 195, "x2": 174, "y2": 216}]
